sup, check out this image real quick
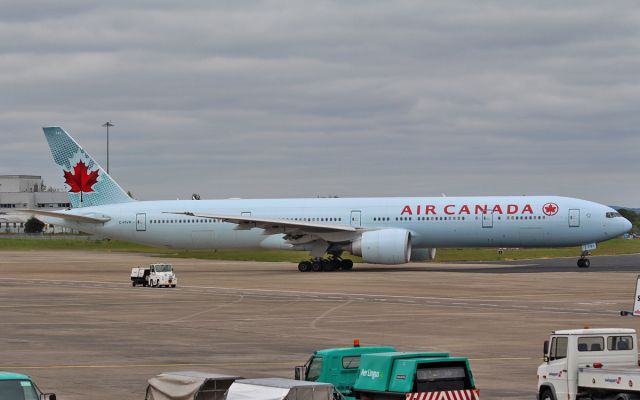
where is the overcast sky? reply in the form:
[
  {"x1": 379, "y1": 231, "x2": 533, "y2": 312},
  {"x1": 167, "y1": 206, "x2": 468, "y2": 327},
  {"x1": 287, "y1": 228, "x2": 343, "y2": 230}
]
[{"x1": 2, "y1": 1, "x2": 639, "y2": 205}]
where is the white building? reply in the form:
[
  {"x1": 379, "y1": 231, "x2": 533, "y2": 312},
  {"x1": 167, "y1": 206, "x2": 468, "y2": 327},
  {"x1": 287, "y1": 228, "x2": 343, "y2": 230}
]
[{"x1": 0, "y1": 175, "x2": 72, "y2": 233}]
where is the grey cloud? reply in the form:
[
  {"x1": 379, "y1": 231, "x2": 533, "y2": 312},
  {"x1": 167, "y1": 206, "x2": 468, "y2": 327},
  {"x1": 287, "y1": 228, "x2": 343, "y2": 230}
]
[{"x1": 1, "y1": 1, "x2": 639, "y2": 204}]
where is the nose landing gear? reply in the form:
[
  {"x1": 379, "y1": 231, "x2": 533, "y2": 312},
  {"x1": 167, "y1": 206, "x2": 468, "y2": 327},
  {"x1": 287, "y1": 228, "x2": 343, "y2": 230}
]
[
  {"x1": 577, "y1": 250, "x2": 591, "y2": 268},
  {"x1": 577, "y1": 243, "x2": 596, "y2": 268}
]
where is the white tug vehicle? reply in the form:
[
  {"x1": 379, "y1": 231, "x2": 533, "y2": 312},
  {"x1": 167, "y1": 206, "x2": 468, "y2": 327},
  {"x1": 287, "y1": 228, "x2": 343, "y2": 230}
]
[
  {"x1": 538, "y1": 276, "x2": 640, "y2": 400},
  {"x1": 131, "y1": 263, "x2": 177, "y2": 288},
  {"x1": 537, "y1": 327, "x2": 640, "y2": 400}
]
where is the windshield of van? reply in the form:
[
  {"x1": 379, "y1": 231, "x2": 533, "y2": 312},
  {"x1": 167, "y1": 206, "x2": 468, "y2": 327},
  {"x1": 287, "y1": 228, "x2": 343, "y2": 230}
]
[
  {"x1": 0, "y1": 380, "x2": 40, "y2": 400},
  {"x1": 306, "y1": 357, "x2": 323, "y2": 381}
]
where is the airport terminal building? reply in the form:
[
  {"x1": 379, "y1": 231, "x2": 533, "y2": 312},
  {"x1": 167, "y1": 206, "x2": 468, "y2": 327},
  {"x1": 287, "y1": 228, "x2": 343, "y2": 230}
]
[{"x1": 0, "y1": 175, "x2": 72, "y2": 233}]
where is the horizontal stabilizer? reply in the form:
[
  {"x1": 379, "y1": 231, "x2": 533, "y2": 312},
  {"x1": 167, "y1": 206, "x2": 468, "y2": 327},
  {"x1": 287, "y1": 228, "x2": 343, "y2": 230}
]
[{"x1": 17, "y1": 209, "x2": 111, "y2": 224}]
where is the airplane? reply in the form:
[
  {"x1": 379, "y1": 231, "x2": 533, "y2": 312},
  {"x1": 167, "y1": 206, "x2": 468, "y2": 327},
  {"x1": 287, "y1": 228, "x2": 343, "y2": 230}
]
[{"x1": 25, "y1": 126, "x2": 632, "y2": 272}]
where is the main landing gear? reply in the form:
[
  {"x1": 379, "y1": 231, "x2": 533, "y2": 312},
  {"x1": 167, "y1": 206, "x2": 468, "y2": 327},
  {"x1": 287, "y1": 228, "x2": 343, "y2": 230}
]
[
  {"x1": 577, "y1": 250, "x2": 591, "y2": 268},
  {"x1": 298, "y1": 257, "x2": 354, "y2": 272}
]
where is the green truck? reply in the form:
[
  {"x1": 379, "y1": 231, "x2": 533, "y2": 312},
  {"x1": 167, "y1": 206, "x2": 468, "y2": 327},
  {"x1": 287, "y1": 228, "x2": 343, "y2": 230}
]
[
  {"x1": 295, "y1": 343, "x2": 479, "y2": 400},
  {"x1": 0, "y1": 372, "x2": 56, "y2": 400}
]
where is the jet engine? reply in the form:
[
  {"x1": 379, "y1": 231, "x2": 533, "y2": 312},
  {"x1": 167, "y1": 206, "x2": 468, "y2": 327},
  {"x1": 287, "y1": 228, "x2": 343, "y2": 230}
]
[
  {"x1": 350, "y1": 228, "x2": 411, "y2": 264},
  {"x1": 411, "y1": 247, "x2": 437, "y2": 261}
]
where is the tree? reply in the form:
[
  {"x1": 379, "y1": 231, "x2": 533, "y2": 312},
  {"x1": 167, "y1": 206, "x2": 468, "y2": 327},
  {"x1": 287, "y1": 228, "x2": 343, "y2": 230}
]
[{"x1": 24, "y1": 217, "x2": 45, "y2": 234}]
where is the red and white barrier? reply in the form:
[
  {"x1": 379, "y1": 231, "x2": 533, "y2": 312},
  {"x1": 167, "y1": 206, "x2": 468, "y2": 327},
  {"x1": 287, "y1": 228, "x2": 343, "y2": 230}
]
[{"x1": 405, "y1": 389, "x2": 480, "y2": 400}]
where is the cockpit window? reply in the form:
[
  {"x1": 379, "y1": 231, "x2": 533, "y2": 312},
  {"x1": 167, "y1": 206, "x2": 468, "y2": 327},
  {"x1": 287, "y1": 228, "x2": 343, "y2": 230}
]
[{"x1": 606, "y1": 212, "x2": 623, "y2": 218}]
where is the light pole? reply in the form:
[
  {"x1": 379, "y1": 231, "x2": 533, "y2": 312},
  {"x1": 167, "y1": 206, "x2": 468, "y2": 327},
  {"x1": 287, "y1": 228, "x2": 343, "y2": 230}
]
[{"x1": 102, "y1": 121, "x2": 114, "y2": 173}]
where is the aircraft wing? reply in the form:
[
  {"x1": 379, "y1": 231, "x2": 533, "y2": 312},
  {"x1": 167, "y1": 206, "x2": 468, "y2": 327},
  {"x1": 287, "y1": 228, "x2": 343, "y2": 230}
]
[
  {"x1": 17, "y1": 209, "x2": 111, "y2": 224},
  {"x1": 166, "y1": 212, "x2": 357, "y2": 233}
]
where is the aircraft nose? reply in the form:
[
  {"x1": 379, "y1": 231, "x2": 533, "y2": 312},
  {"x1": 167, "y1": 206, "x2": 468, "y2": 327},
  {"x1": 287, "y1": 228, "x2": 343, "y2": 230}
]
[{"x1": 623, "y1": 218, "x2": 633, "y2": 233}]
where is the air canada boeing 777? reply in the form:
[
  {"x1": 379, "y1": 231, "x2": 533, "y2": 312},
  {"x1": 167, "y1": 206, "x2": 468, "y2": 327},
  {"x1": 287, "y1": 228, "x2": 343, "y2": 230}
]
[{"x1": 27, "y1": 127, "x2": 632, "y2": 272}]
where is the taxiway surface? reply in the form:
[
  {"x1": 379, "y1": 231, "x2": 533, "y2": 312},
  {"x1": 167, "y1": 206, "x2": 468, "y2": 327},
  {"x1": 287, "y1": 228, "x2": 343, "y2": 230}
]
[{"x1": 1, "y1": 251, "x2": 640, "y2": 399}]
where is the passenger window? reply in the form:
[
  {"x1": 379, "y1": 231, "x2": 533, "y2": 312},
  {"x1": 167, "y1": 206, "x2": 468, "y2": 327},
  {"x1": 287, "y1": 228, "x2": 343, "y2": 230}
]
[
  {"x1": 578, "y1": 337, "x2": 604, "y2": 352},
  {"x1": 342, "y1": 356, "x2": 360, "y2": 369},
  {"x1": 550, "y1": 337, "x2": 568, "y2": 360},
  {"x1": 608, "y1": 336, "x2": 633, "y2": 351}
]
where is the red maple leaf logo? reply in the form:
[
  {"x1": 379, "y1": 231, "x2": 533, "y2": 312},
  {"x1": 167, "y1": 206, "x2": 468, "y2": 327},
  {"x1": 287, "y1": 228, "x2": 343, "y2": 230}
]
[
  {"x1": 63, "y1": 160, "x2": 99, "y2": 193},
  {"x1": 543, "y1": 203, "x2": 559, "y2": 216}
]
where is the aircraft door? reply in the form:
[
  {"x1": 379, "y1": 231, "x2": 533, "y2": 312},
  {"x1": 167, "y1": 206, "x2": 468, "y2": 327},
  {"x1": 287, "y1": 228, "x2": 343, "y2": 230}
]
[
  {"x1": 350, "y1": 211, "x2": 361, "y2": 227},
  {"x1": 482, "y1": 212, "x2": 493, "y2": 228},
  {"x1": 136, "y1": 213, "x2": 146, "y2": 231},
  {"x1": 569, "y1": 209, "x2": 580, "y2": 227}
]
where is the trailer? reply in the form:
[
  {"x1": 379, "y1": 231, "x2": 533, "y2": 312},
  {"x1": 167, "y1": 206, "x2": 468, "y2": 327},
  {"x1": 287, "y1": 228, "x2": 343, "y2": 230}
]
[
  {"x1": 538, "y1": 328, "x2": 640, "y2": 400},
  {"x1": 226, "y1": 378, "x2": 333, "y2": 400},
  {"x1": 145, "y1": 371, "x2": 241, "y2": 400}
]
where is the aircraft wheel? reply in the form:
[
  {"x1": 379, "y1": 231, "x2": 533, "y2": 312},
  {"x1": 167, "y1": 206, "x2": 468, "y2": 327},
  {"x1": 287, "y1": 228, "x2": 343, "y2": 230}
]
[
  {"x1": 577, "y1": 259, "x2": 590, "y2": 268},
  {"x1": 323, "y1": 259, "x2": 338, "y2": 272},
  {"x1": 298, "y1": 261, "x2": 311, "y2": 272},
  {"x1": 311, "y1": 261, "x2": 323, "y2": 272},
  {"x1": 340, "y1": 259, "x2": 354, "y2": 270}
]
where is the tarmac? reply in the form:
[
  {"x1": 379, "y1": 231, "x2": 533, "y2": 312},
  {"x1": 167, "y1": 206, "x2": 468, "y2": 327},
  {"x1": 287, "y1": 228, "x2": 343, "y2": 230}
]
[{"x1": 1, "y1": 250, "x2": 640, "y2": 399}]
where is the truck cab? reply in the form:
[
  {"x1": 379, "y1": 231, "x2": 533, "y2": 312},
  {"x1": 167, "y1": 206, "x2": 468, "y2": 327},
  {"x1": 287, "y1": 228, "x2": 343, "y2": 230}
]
[
  {"x1": 149, "y1": 263, "x2": 177, "y2": 288},
  {"x1": 0, "y1": 372, "x2": 56, "y2": 400},
  {"x1": 296, "y1": 343, "x2": 396, "y2": 399},
  {"x1": 353, "y1": 352, "x2": 477, "y2": 400},
  {"x1": 538, "y1": 328, "x2": 638, "y2": 400}
]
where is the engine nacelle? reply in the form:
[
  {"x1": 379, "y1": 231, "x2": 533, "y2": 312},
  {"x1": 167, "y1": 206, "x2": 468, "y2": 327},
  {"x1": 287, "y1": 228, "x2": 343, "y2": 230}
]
[
  {"x1": 350, "y1": 228, "x2": 411, "y2": 264},
  {"x1": 411, "y1": 247, "x2": 437, "y2": 261}
]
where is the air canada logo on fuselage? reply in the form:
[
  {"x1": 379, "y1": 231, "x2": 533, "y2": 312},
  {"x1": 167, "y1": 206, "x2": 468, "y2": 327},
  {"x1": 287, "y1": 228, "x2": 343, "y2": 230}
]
[
  {"x1": 400, "y1": 203, "x2": 534, "y2": 216},
  {"x1": 542, "y1": 203, "x2": 559, "y2": 216}
]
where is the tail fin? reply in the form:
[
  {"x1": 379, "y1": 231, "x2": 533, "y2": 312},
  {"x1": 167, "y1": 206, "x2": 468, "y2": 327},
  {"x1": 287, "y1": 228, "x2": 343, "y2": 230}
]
[{"x1": 43, "y1": 126, "x2": 134, "y2": 208}]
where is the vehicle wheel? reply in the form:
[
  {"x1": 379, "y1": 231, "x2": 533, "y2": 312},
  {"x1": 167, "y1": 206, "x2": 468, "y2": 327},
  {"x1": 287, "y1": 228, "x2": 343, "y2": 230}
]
[
  {"x1": 615, "y1": 394, "x2": 631, "y2": 400},
  {"x1": 311, "y1": 261, "x2": 323, "y2": 272},
  {"x1": 171, "y1": 285, "x2": 176, "y2": 288},
  {"x1": 324, "y1": 260, "x2": 337, "y2": 272},
  {"x1": 341, "y1": 259, "x2": 354, "y2": 270},
  {"x1": 539, "y1": 388, "x2": 555, "y2": 400},
  {"x1": 132, "y1": 281, "x2": 136, "y2": 287},
  {"x1": 577, "y1": 259, "x2": 585, "y2": 268},
  {"x1": 298, "y1": 262, "x2": 310, "y2": 272}
]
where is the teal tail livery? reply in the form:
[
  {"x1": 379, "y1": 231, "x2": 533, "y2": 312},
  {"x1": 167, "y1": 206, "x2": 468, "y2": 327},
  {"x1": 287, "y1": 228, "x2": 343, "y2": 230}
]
[
  {"x1": 43, "y1": 126, "x2": 133, "y2": 208},
  {"x1": 23, "y1": 126, "x2": 633, "y2": 272}
]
